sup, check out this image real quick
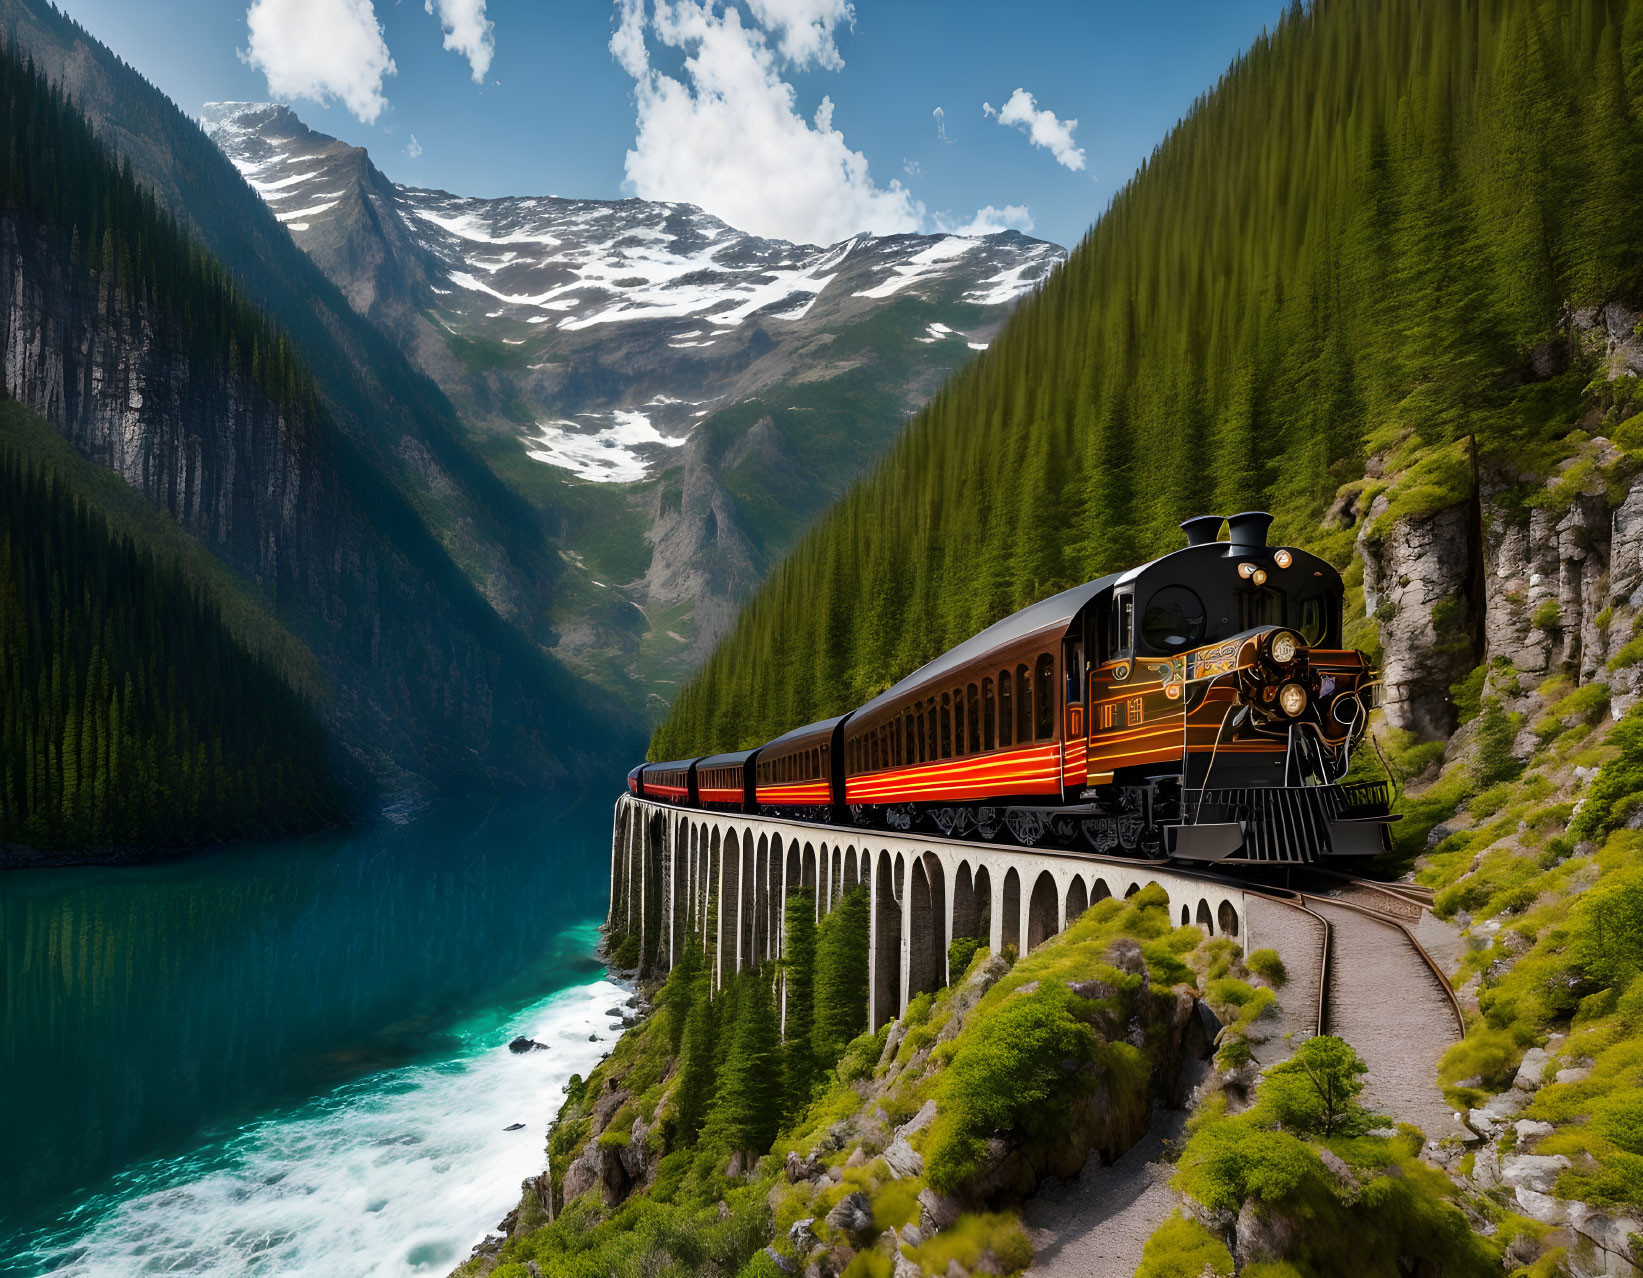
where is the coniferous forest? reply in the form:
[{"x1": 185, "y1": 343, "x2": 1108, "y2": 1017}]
[
  {"x1": 652, "y1": 0, "x2": 1643, "y2": 758},
  {"x1": 0, "y1": 444, "x2": 344, "y2": 851}
]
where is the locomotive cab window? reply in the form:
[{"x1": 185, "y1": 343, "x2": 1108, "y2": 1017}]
[
  {"x1": 1298, "y1": 593, "x2": 1331, "y2": 646},
  {"x1": 1035, "y1": 654, "x2": 1055, "y2": 740},
  {"x1": 1140, "y1": 586, "x2": 1206, "y2": 653},
  {"x1": 1111, "y1": 593, "x2": 1135, "y2": 657},
  {"x1": 1241, "y1": 587, "x2": 1284, "y2": 630}
]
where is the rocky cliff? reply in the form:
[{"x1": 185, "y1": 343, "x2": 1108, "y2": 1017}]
[
  {"x1": 0, "y1": 209, "x2": 619, "y2": 791},
  {"x1": 1359, "y1": 305, "x2": 1643, "y2": 741}
]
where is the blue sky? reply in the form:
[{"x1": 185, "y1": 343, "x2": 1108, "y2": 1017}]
[{"x1": 59, "y1": 0, "x2": 1287, "y2": 250}]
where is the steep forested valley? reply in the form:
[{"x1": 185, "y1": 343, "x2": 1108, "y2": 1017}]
[{"x1": 654, "y1": 0, "x2": 1643, "y2": 759}]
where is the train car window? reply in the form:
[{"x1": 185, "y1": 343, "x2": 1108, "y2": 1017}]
[
  {"x1": 903, "y1": 712, "x2": 914, "y2": 764},
  {"x1": 1111, "y1": 593, "x2": 1135, "y2": 656},
  {"x1": 941, "y1": 694, "x2": 953, "y2": 758},
  {"x1": 915, "y1": 709, "x2": 926, "y2": 763},
  {"x1": 822, "y1": 744, "x2": 830, "y2": 776},
  {"x1": 926, "y1": 701, "x2": 937, "y2": 761},
  {"x1": 1299, "y1": 594, "x2": 1328, "y2": 645},
  {"x1": 983, "y1": 677, "x2": 996, "y2": 750},
  {"x1": 1242, "y1": 588, "x2": 1284, "y2": 629},
  {"x1": 952, "y1": 688, "x2": 965, "y2": 754},
  {"x1": 998, "y1": 671, "x2": 1013, "y2": 747},
  {"x1": 1035, "y1": 654, "x2": 1055, "y2": 740},
  {"x1": 1016, "y1": 664, "x2": 1032, "y2": 742},
  {"x1": 869, "y1": 732, "x2": 878, "y2": 771},
  {"x1": 967, "y1": 683, "x2": 981, "y2": 753},
  {"x1": 1141, "y1": 586, "x2": 1206, "y2": 653}
]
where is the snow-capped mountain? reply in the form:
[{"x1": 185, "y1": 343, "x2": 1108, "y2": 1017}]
[{"x1": 203, "y1": 101, "x2": 1064, "y2": 699}]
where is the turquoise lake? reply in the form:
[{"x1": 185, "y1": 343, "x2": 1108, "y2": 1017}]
[{"x1": 1, "y1": 792, "x2": 622, "y2": 1277}]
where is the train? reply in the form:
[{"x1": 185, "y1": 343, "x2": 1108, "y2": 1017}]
[{"x1": 628, "y1": 511, "x2": 1394, "y2": 864}]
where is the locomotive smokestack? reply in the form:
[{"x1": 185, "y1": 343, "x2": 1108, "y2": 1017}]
[
  {"x1": 1180, "y1": 514, "x2": 1225, "y2": 547},
  {"x1": 1226, "y1": 511, "x2": 1274, "y2": 550}
]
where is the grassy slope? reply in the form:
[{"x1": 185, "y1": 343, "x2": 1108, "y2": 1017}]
[{"x1": 460, "y1": 889, "x2": 1284, "y2": 1278}]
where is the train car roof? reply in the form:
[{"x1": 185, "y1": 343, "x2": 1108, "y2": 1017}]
[
  {"x1": 851, "y1": 574, "x2": 1122, "y2": 723},
  {"x1": 643, "y1": 757, "x2": 700, "y2": 773},
  {"x1": 698, "y1": 749, "x2": 754, "y2": 768},
  {"x1": 759, "y1": 716, "x2": 846, "y2": 753}
]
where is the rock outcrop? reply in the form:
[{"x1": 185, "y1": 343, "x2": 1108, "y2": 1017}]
[{"x1": 1358, "y1": 426, "x2": 1643, "y2": 734}]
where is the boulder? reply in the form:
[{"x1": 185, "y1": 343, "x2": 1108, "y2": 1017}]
[
  {"x1": 1235, "y1": 1200, "x2": 1300, "y2": 1266},
  {"x1": 883, "y1": 1133, "x2": 924, "y2": 1179},
  {"x1": 503, "y1": 1122, "x2": 526, "y2": 1132},
  {"x1": 788, "y1": 1217, "x2": 819, "y2": 1252},
  {"x1": 1500, "y1": 1153, "x2": 1572, "y2": 1195},
  {"x1": 786, "y1": 1150, "x2": 821, "y2": 1183},
  {"x1": 1565, "y1": 1201, "x2": 1643, "y2": 1278},
  {"x1": 1106, "y1": 938, "x2": 1146, "y2": 977},
  {"x1": 825, "y1": 1192, "x2": 875, "y2": 1244},
  {"x1": 1514, "y1": 1047, "x2": 1552, "y2": 1091},
  {"x1": 763, "y1": 1246, "x2": 796, "y2": 1274},
  {"x1": 1514, "y1": 1119, "x2": 1556, "y2": 1144},
  {"x1": 897, "y1": 1100, "x2": 939, "y2": 1139},
  {"x1": 918, "y1": 1188, "x2": 961, "y2": 1235},
  {"x1": 508, "y1": 1036, "x2": 546, "y2": 1053}
]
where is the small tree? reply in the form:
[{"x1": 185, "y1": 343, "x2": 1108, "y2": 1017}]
[
  {"x1": 782, "y1": 888, "x2": 819, "y2": 1118},
  {"x1": 707, "y1": 967, "x2": 783, "y2": 1157},
  {"x1": 1261, "y1": 1034, "x2": 1377, "y2": 1138},
  {"x1": 673, "y1": 962, "x2": 717, "y2": 1141},
  {"x1": 813, "y1": 884, "x2": 870, "y2": 1069}
]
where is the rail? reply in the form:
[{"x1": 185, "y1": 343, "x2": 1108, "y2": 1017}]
[{"x1": 1298, "y1": 891, "x2": 1466, "y2": 1037}]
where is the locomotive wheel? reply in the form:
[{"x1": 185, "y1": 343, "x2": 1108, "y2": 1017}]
[
  {"x1": 1050, "y1": 816, "x2": 1079, "y2": 847},
  {"x1": 885, "y1": 804, "x2": 916, "y2": 832},
  {"x1": 930, "y1": 806, "x2": 970, "y2": 837},
  {"x1": 974, "y1": 806, "x2": 1002, "y2": 842},
  {"x1": 849, "y1": 804, "x2": 872, "y2": 828},
  {"x1": 1004, "y1": 807, "x2": 1048, "y2": 847}
]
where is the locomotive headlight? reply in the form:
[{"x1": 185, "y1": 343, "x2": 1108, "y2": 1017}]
[
  {"x1": 1268, "y1": 630, "x2": 1300, "y2": 664},
  {"x1": 1274, "y1": 549, "x2": 1294, "y2": 569},
  {"x1": 1239, "y1": 562, "x2": 1258, "y2": 579},
  {"x1": 1252, "y1": 568, "x2": 1269, "y2": 585},
  {"x1": 1278, "y1": 682, "x2": 1308, "y2": 716}
]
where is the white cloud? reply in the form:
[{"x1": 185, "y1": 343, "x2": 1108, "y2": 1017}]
[
  {"x1": 611, "y1": 0, "x2": 922, "y2": 245},
  {"x1": 404, "y1": 133, "x2": 423, "y2": 157},
  {"x1": 242, "y1": 0, "x2": 397, "y2": 125},
  {"x1": 744, "y1": 0, "x2": 854, "y2": 70},
  {"x1": 425, "y1": 0, "x2": 494, "y2": 83},
  {"x1": 902, "y1": 157, "x2": 922, "y2": 180},
  {"x1": 984, "y1": 87, "x2": 1085, "y2": 171},
  {"x1": 938, "y1": 203, "x2": 1033, "y2": 237}
]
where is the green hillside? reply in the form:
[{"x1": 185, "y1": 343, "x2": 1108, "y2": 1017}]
[
  {"x1": 653, "y1": 0, "x2": 1643, "y2": 758},
  {"x1": 0, "y1": 430, "x2": 343, "y2": 853}
]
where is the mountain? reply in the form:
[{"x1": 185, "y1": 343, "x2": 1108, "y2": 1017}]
[
  {"x1": 650, "y1": 0, "x2": 1643, "y2": 761},
  {"x1": 0, "y1": 401, "x2": 345, "y2": 860},
  {"x1": 201, "y1": 102, "x2": 1063, "y2": 702},
  {"x1": 0, "y1": 5, "x2": 638, "y2": 795}
]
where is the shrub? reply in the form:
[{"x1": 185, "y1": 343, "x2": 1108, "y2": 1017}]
[
  {"x1": 1135, "y1": 1211, "x2": 1233, "y2": 1278},
  {"x1": 871, "y1": 1178, "x2": 920, "y2": 1232},
  {"x1": 1532, "y1": 598, "x2": 1563, "y2": 631},
  {"x1": 948, "y1": 935, "x2": 982, "y2": 978},
  {"x1": 909, "y1": 1212, "x2": 1032, "y2": 1276},
  {"x1": 1571, "y1": 709, "x2": 1643, "y2": 841},
  {"x1": 924, "y1": 984, "x2": 1101, "y2": 1191},
  {"x1": 1472, "y1": 698, "x2": 1522, "y2": 789},
  {"x1": 1246, "y1": 948, "x2": 1288, "y2": 987}
]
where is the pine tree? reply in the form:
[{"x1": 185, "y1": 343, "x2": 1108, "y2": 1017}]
[
  {"x1": 812, "y1": 885, "x2": 870, "y2": 1069},
  {"x1": 781, "y1": 888, "x2": 818, "y2": 1119},
  {"x1": 707, "y1": 967, "x2": 783, "y2": 1157}
]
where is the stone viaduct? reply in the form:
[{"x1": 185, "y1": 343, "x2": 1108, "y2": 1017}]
[{"x1": 608, "y1": 795, "x2": 1251, "y2": 1028}]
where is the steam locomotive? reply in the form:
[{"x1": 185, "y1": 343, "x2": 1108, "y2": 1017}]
[{"x1": 628, "y1": 512, "x2": 1393, "y2": 864}]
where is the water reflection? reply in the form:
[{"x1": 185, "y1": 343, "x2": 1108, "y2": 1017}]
[{"x1": 0, "y1": 791, "x2": 613, "y2": 1244}]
